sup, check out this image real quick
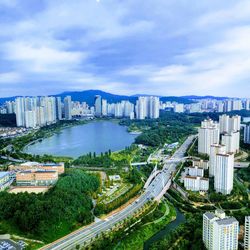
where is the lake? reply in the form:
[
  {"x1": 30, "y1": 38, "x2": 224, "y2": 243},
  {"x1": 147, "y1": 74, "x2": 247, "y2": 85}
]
[{"x1": 24, "y1": 121, "x2": 137, "y2": 158}]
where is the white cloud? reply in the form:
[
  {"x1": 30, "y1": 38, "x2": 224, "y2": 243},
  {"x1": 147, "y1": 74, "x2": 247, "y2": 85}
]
[
  {"x1": 0, "y1": 72, "x2": 21, "y2": 83},
  {"x1": 3, "y1": 42, "x2": 86, "y2": 73}
]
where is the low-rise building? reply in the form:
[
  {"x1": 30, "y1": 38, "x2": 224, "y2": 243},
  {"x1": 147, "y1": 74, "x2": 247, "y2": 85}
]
[
  {"x1": 16, "y1": 170, "x2": 58, "y2": 186},
  {"x1": 184, "y1": 176, "x2": 209, "y2": 191},
  {"x1": 9, "y1": 162, "x2": 64, "y2": 175}
]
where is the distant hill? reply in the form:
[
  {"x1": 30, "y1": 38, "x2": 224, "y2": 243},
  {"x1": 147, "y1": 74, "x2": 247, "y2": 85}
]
[
  {"x1": 0, "y1": 96, "x2": 18, "y2": 105},
  {"x1": 55, "y1": 90, "x2": 138, "y2": 106},
  {"x1": 181, "y1": 95, "x2": 229, "y2": 100},
  {"x1": 56, "y1": 90, "x2": 195, "y2": 105},
  {"x1": 0, "y1": 90, "x2": 196, "y2": 106}
]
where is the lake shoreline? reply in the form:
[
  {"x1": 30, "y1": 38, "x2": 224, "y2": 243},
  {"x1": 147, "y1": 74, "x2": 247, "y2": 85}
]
[{"x1": 23, "y1": 119, "x2": 137, "y2": 158}]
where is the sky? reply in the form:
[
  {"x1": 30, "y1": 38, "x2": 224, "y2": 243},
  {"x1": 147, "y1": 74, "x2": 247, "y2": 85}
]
[{"x1": 0, "y1": 0, "x2": 250, "y2": 97}]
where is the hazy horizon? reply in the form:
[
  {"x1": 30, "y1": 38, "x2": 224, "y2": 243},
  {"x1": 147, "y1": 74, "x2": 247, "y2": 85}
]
[
  {"x1": 0, "y1": 88, "x2": 244, "y2": 99},
  {"x1": 0, "y1": 1, "x2": 250, "y2": 98}
]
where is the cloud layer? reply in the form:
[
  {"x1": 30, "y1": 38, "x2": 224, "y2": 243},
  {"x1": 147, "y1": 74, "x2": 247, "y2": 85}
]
[{"x1": 0, "y1": 0, "x2": 249, "y2": 97}]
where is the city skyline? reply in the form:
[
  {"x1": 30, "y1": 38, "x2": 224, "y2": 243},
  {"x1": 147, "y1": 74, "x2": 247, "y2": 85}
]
[{"x1": 0, "y1": 0, "x2": 250, "y2": 97}]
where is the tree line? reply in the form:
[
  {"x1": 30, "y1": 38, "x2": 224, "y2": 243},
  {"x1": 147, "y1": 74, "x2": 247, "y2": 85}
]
[{"x1": 0, "y1": 169, "x2": 100, "y2": 242}]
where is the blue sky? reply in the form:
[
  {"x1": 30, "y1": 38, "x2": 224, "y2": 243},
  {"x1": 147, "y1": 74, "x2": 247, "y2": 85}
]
[{"x1": 0, "y1": 0, "x2": 249, "y2": 97}]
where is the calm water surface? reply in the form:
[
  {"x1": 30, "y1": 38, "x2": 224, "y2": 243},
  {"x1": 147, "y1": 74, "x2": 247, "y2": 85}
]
[{"x1": 24, "y1": 121, "x2": 137, "y2": 158}]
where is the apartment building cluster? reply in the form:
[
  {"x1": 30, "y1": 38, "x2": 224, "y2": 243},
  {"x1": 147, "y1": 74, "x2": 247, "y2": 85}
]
[
  {"x1": 94, "y1": 95, "x2": 160, "y2": 120},
  {"x1": 198, "y1": 115, "x2": 241, "y2": 195},
  {"x1": 8, "y1": 162, "x2": 64, "y2": 186},
  {"x1": 203, "y1": 210, "x2": 250, "y2": 250},
  {"x1": 94, "y1": 95, "x2": 136, "y2": 119},
  {"x1": 160, "y1": 98, "x2": 250, "y2": 114},
  {"x1": 1, "y1": 94, "x2": 161, "y2": 128}
]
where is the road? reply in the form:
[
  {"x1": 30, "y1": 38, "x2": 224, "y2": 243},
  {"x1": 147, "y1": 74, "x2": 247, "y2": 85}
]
[
  {"x1": 0, "y1": 155, "x2": 24, "y2": 163},
  {"x1": 41, "y1": 135, "x2": 196, "y2": 250}
]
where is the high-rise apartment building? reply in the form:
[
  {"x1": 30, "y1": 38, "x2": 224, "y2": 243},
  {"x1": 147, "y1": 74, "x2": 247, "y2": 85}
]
[
  {"x1": 56, "y1": 97, "x2": 62, "y2": 120},
  {"x1": 224, "y1": 100, "x2": 232, "y2": 112},
  {"x1": 174, "y1": 103, "x2": 184, "y2": 113},
  {"x1": 209, "y1": 144, "x2": 226, "y2": 177},
  {"x1": 149, "y1": 96, "x2": 160, "y2": 119},
  {"x1": 229, "y1": 115, "x2": 241, "y2": 132},
  {"x1": 24, "y1": 110, "x2": 36, "y2": 128},
  {"x1": 214, "y1": 153, "x2": 234, "y2": 195},
  {"x1": 203, "y1": 210, "x2": 239, "y2": 250},
  {"x1": 219, "y1": 115, "x2": 241, "y2": 134},
  {"x1": 198, "y1": 119, "x2": 220, "y2": 155},
  {"x1": 94, "y1": 95, "x2": 102, "y2": 117},
  {"x1": 217, "y1": 101, "x2": 224, "y2": 113},
  {"x1": 219, "y1": 114, "x2": 230, "y2": 134},
  {"x1": 136, "y1": 96, "x2": 148, "y2": 119},
  {"x1": 102, "y1": 99, "x2": 107, "y2": 116},
  {"x1": 135, "y1": 96, "x2": 160, "y2": 120},
  {"x1": 232, "y1": 100, "x2": 242, "y2": 111},
  {"x1": 15, "y1": 97, "x2": 25, "y2": 127},
  {"x1": 221, "y1": 131, "x2": 240, "y2": 154},
  {"x1": 64, "y1": 96, "x2": 72, "y2": 120}
]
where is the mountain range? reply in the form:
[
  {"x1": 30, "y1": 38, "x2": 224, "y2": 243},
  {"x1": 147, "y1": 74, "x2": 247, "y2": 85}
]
[{"x1": 0, "y1": 90, "x2": 230, "y2": 106}]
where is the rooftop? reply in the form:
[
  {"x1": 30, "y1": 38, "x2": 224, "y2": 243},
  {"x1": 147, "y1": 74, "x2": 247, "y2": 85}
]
[
  {"x1": 20, "y1": 161, "x2": 39, "y2": 167},
  {"x1": 204, "y1": 212, "x2": 216, "y2": 220},
  {"x1": 215, "y1": 217, "x2": 238, "y2": 226}
]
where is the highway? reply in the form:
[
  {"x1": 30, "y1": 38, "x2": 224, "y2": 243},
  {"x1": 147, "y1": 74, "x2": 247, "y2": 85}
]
[{"x1": 41, "y1": 135, "x2": 196, "y2": 250}]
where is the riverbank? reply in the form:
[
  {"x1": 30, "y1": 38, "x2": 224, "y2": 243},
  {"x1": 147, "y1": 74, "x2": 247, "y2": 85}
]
[
  {"x1": 114, "y1": 200, "x2": 176, "y2": 250},
  {"x1": 143, "y1": 207, "x2": 185, "y2": 250}
]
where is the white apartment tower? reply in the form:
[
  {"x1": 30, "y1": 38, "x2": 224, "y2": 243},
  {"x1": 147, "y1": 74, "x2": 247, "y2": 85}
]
[
  {"x1": 149, "y1": 96, "x2": 160, "y2": 119},
  {"x1": 219, "y1": 115, "x2": 241, "y2": 134},
  {"x1": 94, "y1": 95, "x2": 102, "y2": 117},
  {"x1": 56, "y1": 97, "x2": 62, "y2": 120},
  {"x1": 229, "y1": 115, "x2": 241, "y2": 132},
  {"x1": 203, "y1": 210, "x2": 239, "y2": 250},
  {"x1": 209, "y1": 144, "x2": 226, "y2": 177},
  {"x1": 24, "y1": 110, "x2": 36, "y2": 128},
  {"x1": 15, "y1": 97, "x2": 25, "y2": 127},
  {"x1": 222, "y1": 131, "x2": 240, "y2": 154},
  {"x1": 198, "y1": 119, "x2": 220, "y2": 155},
  {"x1": 219, "y1": 114, "x2": 230, "y2": 134},
  {"x1": 102, "y1": 99, "x2": 108, "y2": 116},
  {"x1": 136, "y1": 97, "x2": 148, "y2": 119},
  {"x1": 136, "y1": 96, "x2": 160, "y2": 120},
  {"x1": 64, "y1": 96, "x2": 72, "y2": 120},
  {"x1": 214, "y1": 153, "x2": 234, "y2": 195}
]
